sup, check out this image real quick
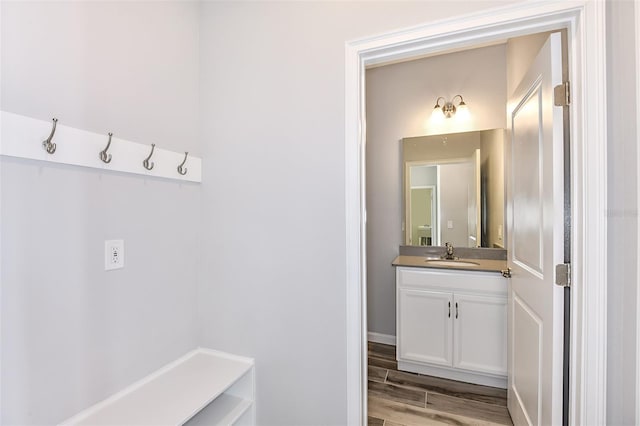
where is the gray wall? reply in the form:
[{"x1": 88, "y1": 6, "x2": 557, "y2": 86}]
[
  {"x1": 606, "y1": 1, "x2": 638, "y2": 424},
  {"x1": 366, "y1": 45, "x2": 507, "y2": 337},
  {"x1": 0, "y1": 2, "x2": 201, "y2": 424}
]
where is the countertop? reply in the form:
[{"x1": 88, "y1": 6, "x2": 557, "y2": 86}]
[{"x1": 392, "y1": 255, "x2": 507, "y2": 273}]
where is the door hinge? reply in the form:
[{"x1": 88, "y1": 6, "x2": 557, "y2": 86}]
[
  {"x1": 555, "y1": 263, "x2": 571, "y2": 287},
  {"x1": 554, "y1": 81, "x2": 570, "y2": 107}
]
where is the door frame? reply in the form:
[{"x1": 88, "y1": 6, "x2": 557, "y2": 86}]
[
  {"x1": 405, "y1": 159, "x2": 463, "y2": 247},
  {"x1": 406, "y1": 183, "x2": 436, "y2": 246},
  {"x1": 404, "y1": 160, "x2": 440, "y2": 246},
  {"x1": 345, "y1": 2, "x2": 607, "y2": 425},
  {"x1": 636, "y1": 1, "x2": 640, "y2": 423}
]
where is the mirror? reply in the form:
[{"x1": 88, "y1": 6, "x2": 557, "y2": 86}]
[{"x1": 403, "y1": 129, "x2": 505, "y2": 249}]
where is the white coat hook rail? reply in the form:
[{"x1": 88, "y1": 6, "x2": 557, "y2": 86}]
[
  {"x1": 177, "y1": 152, "x2": 188, "y2": 175},
  {"x1": 99, "y1": 132, "x2": 113, "y2": 164},
  {"x1": 42, "y1": 118, "x2": 58, "y2": 154},
  {"x1": 143, "y1": 143, "x2": 155, "y2": 170},
  {"x1": 0, "y1": 111, "x2": 201, "y2": 182}
]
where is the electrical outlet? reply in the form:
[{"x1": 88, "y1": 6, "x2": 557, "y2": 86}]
[
  {"x1": 447, "y1": 220, "x2": 454, "y2": 229},
  {"x1": 105, "y1": 240, "x2": 125, "y2": 271}
]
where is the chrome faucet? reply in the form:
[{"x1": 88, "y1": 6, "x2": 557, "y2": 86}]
[{"x1": 442, "y1": 242, "x2": 457, "y2": 260}]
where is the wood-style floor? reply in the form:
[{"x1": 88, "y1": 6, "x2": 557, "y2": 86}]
[{"x1": 368, "y1": 341, "x2": 513, "y2": 426}]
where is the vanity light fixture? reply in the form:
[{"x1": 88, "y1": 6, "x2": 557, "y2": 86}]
[{"x1": 432, "y1": 95, "x2": 468, "y2": 118}]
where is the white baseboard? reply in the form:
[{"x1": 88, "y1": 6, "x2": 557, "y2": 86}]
[
  {"x1": 367, "y1": 332, "x2": 396, "y2": 346},
  {"x1": 398, "y1": 360, "x2": 507, "y2": 389}
]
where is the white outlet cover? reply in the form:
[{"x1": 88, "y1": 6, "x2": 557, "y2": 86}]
[{"x1": 105, "y1": 240, "x2": 125, "y2": 271}]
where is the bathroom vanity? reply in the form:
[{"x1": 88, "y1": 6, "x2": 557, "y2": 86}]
[{"x1": 393, "y1": 256, "x2": 508, "y2": 388}]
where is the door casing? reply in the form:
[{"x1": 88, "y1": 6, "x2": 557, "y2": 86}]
[
  {"x1": 345, "y1": 2, "x2": 607, "y2": 425},
  {"x1": 635, "y1": 1, "x2": 640, "y2": 423}
]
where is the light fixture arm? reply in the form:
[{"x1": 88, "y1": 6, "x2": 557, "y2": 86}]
[{"x1": 452, "y1": 94, "x2": 465, "y2": 105}]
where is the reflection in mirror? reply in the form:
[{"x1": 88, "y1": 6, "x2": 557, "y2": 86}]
[{"x1": 403, "y1": 129, "x2": 505, "y2": 249}]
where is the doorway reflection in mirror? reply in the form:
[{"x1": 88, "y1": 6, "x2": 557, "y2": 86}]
[{"x1": 403, "y1": 129, "x2": 505, "y2": 249}]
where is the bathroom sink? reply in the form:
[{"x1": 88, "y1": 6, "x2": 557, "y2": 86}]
[{"x1": 425, "y1": 259, "x2": 480, "y2": 267}]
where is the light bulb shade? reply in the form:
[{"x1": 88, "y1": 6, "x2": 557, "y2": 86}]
[
  {"x1": 456, "y1": 101, "x2": 470, "y2": 120},
  {"x1": 431, "y1": 105, "x2": 444, "y2": 123}
]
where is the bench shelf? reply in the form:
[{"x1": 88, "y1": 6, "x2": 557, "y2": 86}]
[{"x1": 61, "y1": 348, "x2": 255, "y2": 426}]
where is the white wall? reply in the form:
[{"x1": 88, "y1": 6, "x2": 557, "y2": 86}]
[
  {"x1": 505, "y1": 32, "x2": 550, "y2": 96},
  {"x1": 404, "y1": 131, "x2": 481, "y2": 162},
  {"x1": 606, "y1": 1, "x2": 638, "y2": 424},
  {"x1": 366, "y1": 45, "x2": 506, "y2": 336},
  {"x1": 410, "y1": 165, "x2": 437, "y2": 188},
  {"x1": 196, "y1": 2, "x2": 514, "y2": 424},
  {"x1": 0, "y1": 2, "x2": 201, "y2": 424},
  {"x1": 1, "y1": 2, "x2": 200, "y2": 154}
]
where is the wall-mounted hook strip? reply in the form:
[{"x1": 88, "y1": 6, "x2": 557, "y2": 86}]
[
  {"x1": 177, "y1": 152, "x2": 188, "y2": 175},
  {"x1": 3, "y1": 112, "x2": 203, "y2": 182},
  {"x1": 143, "y1": 143, "x2": 155, "y2": 170},
  {"x1": 42, "y1": 118, "x2": 58, "y2": 154},
  {"x1": 99, "y1": 132, "x2": 113, "y2": 164}
]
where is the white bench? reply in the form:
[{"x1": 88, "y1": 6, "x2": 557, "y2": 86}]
[{"x1": 61, "y1": 349, "x2": 255, "y2": 426}]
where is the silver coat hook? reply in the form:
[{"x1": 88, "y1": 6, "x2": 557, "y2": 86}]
[
  {"x1": 177, "y1": 152, "x2": 188, "y2": 175},
  {"x1": 143, "y1": 143, "x2": 155, "y2": 170},
  {"x1": 99, "y1": 132, "x2": 113, "y2": 164},
  {"x1": 42, "y1": 118, "x2": 58, "y2": 154}
]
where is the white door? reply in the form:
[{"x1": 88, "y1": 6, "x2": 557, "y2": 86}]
[
  {"x1": 453, "y1": 293, "x2": 507, "y2": 376},
  {"x1": 507, "y1": 33, "x2": 565, "y2": 426},
  {"x1": 397, "y1": 288, "x2": 452, "y2": 367}
]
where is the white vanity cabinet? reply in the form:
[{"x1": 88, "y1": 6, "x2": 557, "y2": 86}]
[
  {"x1": 398, "y1": 288, "x2": 454, "y2": 367},
  {"x1": 396, "y1": 266, "x2": 507, "y2": 388}
]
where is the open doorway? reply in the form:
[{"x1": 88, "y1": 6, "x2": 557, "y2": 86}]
[
  {"x1": 345, "y1": 3, "x2": 607, "y2": 426},
  {"x1": 366, "y1": 33, "x2": 544, "y2": 425}
]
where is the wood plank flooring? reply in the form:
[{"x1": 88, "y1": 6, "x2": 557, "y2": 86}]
[{"x1": 368, "y1": 341, "x2": 513, "y2": 426}]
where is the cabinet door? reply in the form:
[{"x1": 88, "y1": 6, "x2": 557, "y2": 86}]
[
  {"x1": 398, "y1": 288, "x2": 453, "y2": 367},
  {"x1": 453, "y1": 293, "x2": 507, "y2": 375}
]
